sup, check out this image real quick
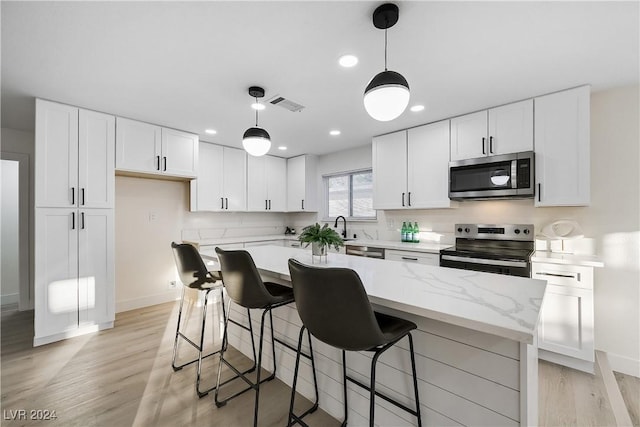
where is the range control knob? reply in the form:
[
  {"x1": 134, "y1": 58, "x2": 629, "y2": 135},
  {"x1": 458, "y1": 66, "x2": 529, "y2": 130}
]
[
  {"x1": 464, "y1": 227, "x2": 470, "y2": 233},
  {"x1": 514, "y1": 229, "x2": 521, "y2": 234},
  {"x1": 523, "y1": 228, "x2": 530, "y2": 235},
  {"x1": 457, "y1": 227, "x2": 463, "y2": 233}
]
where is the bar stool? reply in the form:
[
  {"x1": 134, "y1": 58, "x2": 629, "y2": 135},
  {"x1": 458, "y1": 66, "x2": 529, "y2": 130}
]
[
  {"x1": 214, "y1": 247, "x2": 318, "y2": 427},
  {"x1": 170, "y1": 242, "x2": 226, "y2": 397},
  {"x1": 287, "y1": 259, "x2": 422, "y2": 427}
]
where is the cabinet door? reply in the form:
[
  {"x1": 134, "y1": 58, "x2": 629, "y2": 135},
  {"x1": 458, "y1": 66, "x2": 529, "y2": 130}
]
[
  {"x1": 115, "y1": 117, "x2": 162, "y2": 174},
  {"x1": 35, "y1": 208, "x2": 78, "y2": 340},
  {"x1": 222, "y1": 147, "x2": 247, "y2": 211},
  {"x1": 161, "y1": 128, "x2": 198, "y2": 178},
  {"x1": 266, "y1": 156, "x2": 287, "y2": 211},
  {"x1": 407, "y1": 120, "x2": 453, "y2": 208},
  {"x1": 534, "y1": 86, "x2": 590, "y2": 206},
  {"x1": 78, "y1": 109, "x2": 115, "y2": 209},
  {"x1": 287, "y1": 155, "x2": 305, "y2": 211},
  {"x1": 35, "y1": 99, "x2": 78, "y2": 208},
  {"x1": 191, "y1": 142, "x2": 224, "y2": 211},
  {"x1": 450, "y1": 110, "x2": 488, "y2": 161},
  {"x1": 488, "y1": 99, "x2": 533, "y2": 155},
  {"x1": 247, "y1": 155, "x2": 268, "y2": 211},
  {"x1": 538, "y1": 284, "x2": 594, "y2": 362},
  {"x1": 372, "y1": 131, "x2": 407, "y2": 209},
  {"x1": 78, "y1": 209, "x2": 114, "y2": 326}
]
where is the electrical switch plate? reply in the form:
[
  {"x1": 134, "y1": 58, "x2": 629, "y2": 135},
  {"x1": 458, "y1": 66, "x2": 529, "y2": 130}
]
[
  {"x1": 149, "y1": 211, "x2": 158, "y2": 222},
  {"x1": 168, "y1": 281, "x2": 177, "y2": 289}
]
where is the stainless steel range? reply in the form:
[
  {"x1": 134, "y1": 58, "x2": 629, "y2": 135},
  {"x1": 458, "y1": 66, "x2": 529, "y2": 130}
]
[{"x1": 439, "y1": 224, "x2": 534, "y2": 277}]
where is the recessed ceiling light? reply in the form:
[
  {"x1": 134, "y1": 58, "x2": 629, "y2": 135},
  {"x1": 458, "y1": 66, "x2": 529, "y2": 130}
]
[
  {"x1": 278, "y1": 146, "x2": 287, "y2": 150},
  {"x1": 410, "y1": 105, "x2": 425, "y2": 112},
  {"x1": 338, "y1": 54, "x2": 358, "y2": 68},
  {"x1": 330, "y1": 130, "x2": 341, "y2": 136},
  {"x1": 205, "y1": 129, "x2": 217, "y2": 135},
  {"x1": 251, "y1": 102, "x2": 266, "y2": 111}
]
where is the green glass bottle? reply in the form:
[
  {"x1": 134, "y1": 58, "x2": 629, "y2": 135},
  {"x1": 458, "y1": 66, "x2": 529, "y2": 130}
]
[
  {"x1": 413, "y1": 222, "x2": 420, "y2": 243},
  {"x1": 401, "y1": 222, "x2": 407, "y2": 242}
]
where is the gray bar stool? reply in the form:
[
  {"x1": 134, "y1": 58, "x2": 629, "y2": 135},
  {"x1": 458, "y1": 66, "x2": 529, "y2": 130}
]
[
  {"x1": 214, "y1": 248, "x2": 318, "y2": 427},
  {"x1": 170, "y1": 242, "x2": 226, "y2": 397},
  {"x1": 287, "y1": 258, "x2": 422, "y2": 427}
]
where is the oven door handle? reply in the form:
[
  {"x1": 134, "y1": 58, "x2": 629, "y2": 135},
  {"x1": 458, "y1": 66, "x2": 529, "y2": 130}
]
[{"x1": 441, "y1": 254, "x2": 528, "y2": 268}]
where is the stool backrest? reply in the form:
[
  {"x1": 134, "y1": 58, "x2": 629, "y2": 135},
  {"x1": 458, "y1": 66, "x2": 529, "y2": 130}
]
[
  {"x1": 287, "y1": 258, "x2": 386, "y2": 351},
  {"x1": 171, "y1": 242, "x2": 210, "y2": 288},
  {"x1": 215, "y1": 247, "x2": 277, "y2": 309}
]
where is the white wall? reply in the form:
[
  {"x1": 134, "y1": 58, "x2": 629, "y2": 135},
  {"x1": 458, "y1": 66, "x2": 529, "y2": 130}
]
[
  {"x1": 1, "y1": 160, "x2": 20, "y2": 305},
  {"x1": 303, "y1": 85, "x2": 640, "y2": 376}
]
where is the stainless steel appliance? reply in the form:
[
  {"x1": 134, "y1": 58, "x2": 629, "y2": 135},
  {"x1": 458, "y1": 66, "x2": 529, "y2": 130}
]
[
  {"x1": 449, "y1": 151, "x2": 534, "y2": 200},
  {"x1": 345, "y1": 244, "x2": 385, "y2": 259},
  {"x1": 439, "y1": 224, "x2": 534, "y2": 277}
]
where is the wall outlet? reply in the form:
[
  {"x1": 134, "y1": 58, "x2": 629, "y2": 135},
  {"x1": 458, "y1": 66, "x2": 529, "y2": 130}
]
[{"x1": 168, "y1": 280, "x2": 177, "y2": 289}]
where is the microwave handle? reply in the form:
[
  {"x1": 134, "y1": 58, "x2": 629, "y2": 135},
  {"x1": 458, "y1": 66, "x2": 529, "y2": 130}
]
[{"x1": 511, "y1": 160, "x2": 518, "y2": 189}]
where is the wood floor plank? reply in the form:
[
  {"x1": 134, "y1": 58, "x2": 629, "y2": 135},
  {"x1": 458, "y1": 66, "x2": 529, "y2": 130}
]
[
  {"x1": 1, "y1": 302, "x2": 631, "y2": 426},
  {"x1": 615, "y1": 371, "x2": 640, "y2": 427}
]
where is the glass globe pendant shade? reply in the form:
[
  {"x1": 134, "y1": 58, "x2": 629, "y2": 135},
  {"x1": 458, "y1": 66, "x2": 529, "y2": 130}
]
[
  {"x1": 242, "y1": 127, "x2": 271, "y2": 156},
  {"x1": 363, "y1": 70, "x2": 410, "y2": 122}
]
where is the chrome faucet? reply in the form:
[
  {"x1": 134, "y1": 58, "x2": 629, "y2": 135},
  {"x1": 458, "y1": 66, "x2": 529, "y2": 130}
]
[{"x1": 334, "y1": 216, "x2": 347, "y2": 238}]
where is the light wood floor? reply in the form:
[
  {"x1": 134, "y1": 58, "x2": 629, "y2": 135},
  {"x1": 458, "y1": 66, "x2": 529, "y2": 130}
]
[{"x1": 1, "y1": 301, "x2": 638, "y2": 426}]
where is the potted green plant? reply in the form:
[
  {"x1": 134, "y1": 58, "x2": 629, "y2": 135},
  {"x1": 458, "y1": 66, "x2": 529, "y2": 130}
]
[{"x1": 298, "y1": 223, "x2": 344, "y2": 257}]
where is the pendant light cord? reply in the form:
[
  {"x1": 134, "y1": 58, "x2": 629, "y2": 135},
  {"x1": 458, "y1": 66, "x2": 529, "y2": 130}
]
[
  {"x1": 255, "y1": 96, "x2": 259, "y2": 126},
  {"x1": 384, "y1": 26, "x2": 388, "y2": 71}
]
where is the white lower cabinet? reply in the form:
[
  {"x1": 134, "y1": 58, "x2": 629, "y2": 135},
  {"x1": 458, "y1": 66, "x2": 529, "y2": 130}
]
[
  {"x1": 385, "y1": 249, "x2": 439, "y2": 266},
  {"x1": 244, "y1": 240, "x2": 285, "y2": 248},
  {"x1": 533, "y1": 262, "x2": 594, "y2": 372},
  {"x1": 35, "y1": 208, "x2": 114, "y2": 345}
]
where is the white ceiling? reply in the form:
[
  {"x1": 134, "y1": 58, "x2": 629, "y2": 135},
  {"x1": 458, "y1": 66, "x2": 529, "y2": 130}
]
[{"x1": 2, "y1": 1, "x2": 638, "y2": 158}]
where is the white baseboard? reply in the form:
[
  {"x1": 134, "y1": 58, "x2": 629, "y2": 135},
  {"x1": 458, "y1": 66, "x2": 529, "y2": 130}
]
[
  {"x1": 33, "y1": 321, "x2": 114, "y2": 347},
  {"x1": 115, "y1": 290, "x2": 181, "y2": 313},
  {"x1": 1, "y1": 293, "x2": 19, "y2": 306},
  {"x1": 606, "y1": 351, "x2": 640, "y2": 378}
]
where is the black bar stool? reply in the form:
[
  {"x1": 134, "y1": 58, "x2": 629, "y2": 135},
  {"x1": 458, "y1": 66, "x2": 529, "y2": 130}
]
[
  {"x1": 170, "y1": 242, "x2": 226, "y2": 397},
  {"x1": 287, "y1": 258, "x2": 422, "y2": 427},
  {"x1": 214, "y1": 248, "x2": 318, "y2": 427}
]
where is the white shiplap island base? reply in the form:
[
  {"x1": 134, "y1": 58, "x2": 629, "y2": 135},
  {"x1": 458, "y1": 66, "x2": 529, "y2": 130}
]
[{"x1": 220, "y1": 246, "x2": 546, "y2": 426}]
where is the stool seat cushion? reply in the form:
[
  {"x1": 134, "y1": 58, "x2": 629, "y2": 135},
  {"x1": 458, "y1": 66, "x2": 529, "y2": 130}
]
[
  {"x1": 372, "y1": 312, "x2": 417, "y2": 350},
  {"x1": 264, "y1": 282, "x2": 295, "y2": 304}
]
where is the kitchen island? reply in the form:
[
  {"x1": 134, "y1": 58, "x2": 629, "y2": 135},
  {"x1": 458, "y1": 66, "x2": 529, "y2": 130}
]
[{"x1": 218, "y1": 245, "x2": 547, "y2": 426}]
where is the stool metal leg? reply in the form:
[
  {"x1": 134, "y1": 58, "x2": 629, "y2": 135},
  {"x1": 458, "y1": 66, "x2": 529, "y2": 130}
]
[
  {"x1": 171, "y1": 285, "x2": 187, "y2": 371},
  {"x1": 408, "y1": 333, "x2": 422, "y2": 427},
  {"x1": 288, "y1": 327, "x2": 320, "y2": 427},
  {"x1": 342, "y1": 350, "x2": 348, "y2": 427}
]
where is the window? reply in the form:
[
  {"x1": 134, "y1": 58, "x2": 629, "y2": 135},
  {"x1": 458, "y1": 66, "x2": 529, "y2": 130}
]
[{"x1": 325, "y1": 170, "x2": 376, "y2": 220}]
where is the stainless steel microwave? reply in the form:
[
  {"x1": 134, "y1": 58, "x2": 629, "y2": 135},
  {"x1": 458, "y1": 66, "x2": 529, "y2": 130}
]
[{"x1": 449, "y1": 151, "x2": 534, "y2": 200}]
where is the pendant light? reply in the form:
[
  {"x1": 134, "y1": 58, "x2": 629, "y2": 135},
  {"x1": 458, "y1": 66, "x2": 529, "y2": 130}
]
[
  {"x1": 242, "y1": 86, "x2": 271, "y2": 156},
  {"x1": 364, "y1": 3, "x2": 410, "y2": 122}
]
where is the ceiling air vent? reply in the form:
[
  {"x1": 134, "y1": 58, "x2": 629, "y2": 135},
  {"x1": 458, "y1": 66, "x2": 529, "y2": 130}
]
[{"x1": 268, "y1": 95, "x2": 305, "y2": 112}]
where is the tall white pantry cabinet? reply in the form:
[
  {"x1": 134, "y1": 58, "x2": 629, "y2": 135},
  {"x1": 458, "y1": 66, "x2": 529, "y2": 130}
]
[{"x1": 34, "y1": 99, "x2": 115, "y2": 346}]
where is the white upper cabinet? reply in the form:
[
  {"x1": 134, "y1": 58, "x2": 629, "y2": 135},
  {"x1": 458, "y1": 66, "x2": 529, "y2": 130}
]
[
  {"x1": 286, "y1": 155, "x2": 318, "y2": 212},
  {"x1": 407, "y1": 120, "x2": 453, "y2": 208},
  {"x1": 372, "y1": 130, "x2": 408, "y2": 209},
  {"x1": 450, "y1": 100, "x2": 533, "y2": 161},
  {"x1": 534, "y1": 86, "x2": 590, "y2": 206},
  {"x1": 247, "y1": 155, "x2": 287, "y2": 211},
  {"x1": 190, "y1": 143, "x2": 246, "y2": 211},
  {"x1": 374, "y1": 122, "x2": 454, "y2": 210},
  {"x1": 36, "y1": 99, "x2": 115, "y2": 209},
  {"x1": 115, "y1": 117, "x2": 198, "y2": 179}
]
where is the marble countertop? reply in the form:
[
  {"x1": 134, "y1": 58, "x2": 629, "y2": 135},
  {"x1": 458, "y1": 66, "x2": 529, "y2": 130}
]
[
  {"x1": 532, "y1": 251, "x2": 604, "y2": 268},
  {"x1": 240, "y1": 245, "x2": 547, "y2": 344},
  {"x1": 185, "y1": 234, "x2": 299, "y2": 246}
]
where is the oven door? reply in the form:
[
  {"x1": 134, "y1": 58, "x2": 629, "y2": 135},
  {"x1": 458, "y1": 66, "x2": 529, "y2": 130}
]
[{"x1": 439, "y1": 254, "x2": 531, "y2": 277}]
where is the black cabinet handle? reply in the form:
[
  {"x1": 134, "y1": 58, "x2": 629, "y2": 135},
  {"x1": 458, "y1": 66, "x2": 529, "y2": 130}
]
[
  {"x1": 221, "y1": 197, "x2": 224, "y2": 209},
  {"x1": 265, "y1": 199, "x2": 268, "y2": 210},
  {"x1": 163, "y1": 157, "x2": 167, "y2": 171},
  {"x1": 402, "y1": 257, "x2": 419, "y2": 261},
  {"x1": 81, "y1": 188, "x2": 85, "y2": 206},
  {"x1": 301, "y1": 199, "x2": 304, "y2": 210},
  {"x1": 156, "y1": 155, "x2": 160, "y2": 171},
  {"x1": 408, "y1": 192, "x2": 412, "y2": 206},
  {"x1": 71, "y1": 187, "x2": 75, "y2": 205},
  {"x1": 81, "y1": 212, "x2": 85, "y2": 230},
  {"x1": 402, "y1": 192, "x2": 405, "y2": 207},
  {"x1": 489, "y1": 136, "x2": 494, "y2": 154},
  {"x1": 482, "y1": 137, "x2": 486, "y2": 155},
  {"x1": 71, "y1": 212, "x2": 75, "y2": 230},
  {"x1": 225, "y1": 198, "x2": 228, "y2": 209},
  {"x1": 538, "y1": 183, "x2": 541, "y2": 202},
  {"x1": 268, "y1": 200, "x2": 271, "y2": 210}
]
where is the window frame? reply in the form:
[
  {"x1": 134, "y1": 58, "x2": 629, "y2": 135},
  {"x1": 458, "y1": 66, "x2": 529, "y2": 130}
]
[{"x1": 322, "y1": 168, "x2": 377, "y2": 222}]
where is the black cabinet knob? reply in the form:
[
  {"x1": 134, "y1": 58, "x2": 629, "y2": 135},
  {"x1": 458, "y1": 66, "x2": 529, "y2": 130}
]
[
  {"x1": 457, "y1": 227, "x2": 463, "y2": 233},
  {"x1": 464, "y1": 227, "x2": 470, "y2": 233},
  {"x1": 523, "y1": 229, "x2": 530, "y2": 235},
  {"x1": 514, "y1": 229, "x2": 521, "y2": 234}
]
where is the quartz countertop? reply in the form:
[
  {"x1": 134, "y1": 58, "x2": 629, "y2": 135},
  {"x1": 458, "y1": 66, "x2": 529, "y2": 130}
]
[
  {"x1": 241, "y1": 245, "x2": 547, "y2": 344},
  {"x1": 532, "y1": 251, "x2": 604, "y2": 268},
  {"x1": 185, "y1": 234, "x2": 299, "y2": 246},
  {"x1": 344, "y1": 239, "x2": 451, "y2": 253}
]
